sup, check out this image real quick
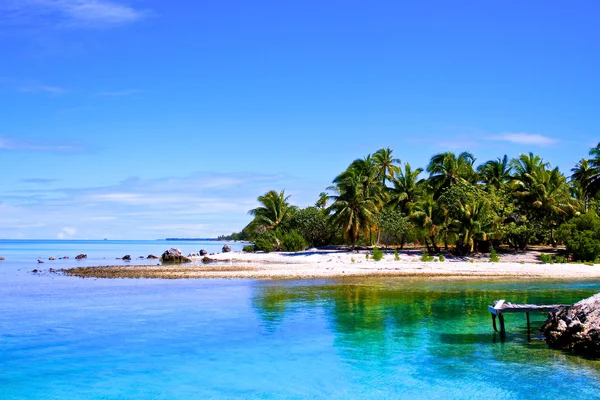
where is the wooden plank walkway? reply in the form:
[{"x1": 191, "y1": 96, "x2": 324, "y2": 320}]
[{"x1": 488, "y1": 299, "x2": 570, "y2": 338}]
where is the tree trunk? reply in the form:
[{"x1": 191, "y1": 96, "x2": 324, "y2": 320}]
[{"x1": 430, "y1": 235, "x2": 440, "y2": 253}]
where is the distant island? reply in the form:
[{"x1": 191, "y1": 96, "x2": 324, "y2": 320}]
[{"x1": 164, "y1": 238, "x2": 220, "y2": 241}]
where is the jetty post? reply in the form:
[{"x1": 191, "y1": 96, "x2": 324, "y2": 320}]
[{"x1": 488, "y1": 300, "x2": 569, "y2": 340}]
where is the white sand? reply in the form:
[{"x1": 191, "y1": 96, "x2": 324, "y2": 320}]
[{"x1": 185, "y1": 249, "x2": 600, "y2": 279}]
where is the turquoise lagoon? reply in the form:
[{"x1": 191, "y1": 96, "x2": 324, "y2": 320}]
[{"x1": 1, "y1": 240, "x2": 600, "y2": 399}]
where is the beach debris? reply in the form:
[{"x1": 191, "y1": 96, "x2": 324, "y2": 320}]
[
  {"x1": 160, "y1": 248, "x2": 191, "y2": 263},
  {"x1": 122, "y1": 255, "x2": 131, "y2": 261},
  {"x1": 147, "y1": 254, "x2": 159, "y2": 259},
  {"x1": 199, "y1": 249, "x2": 207, "y2": 256},
  {"x1": 75, "y1": 254, "x2": 87, "y2": 260},
  {"x1": 49, "y1": 257, "x2": 56, "y2": 261},
  {"x1": 222, "y1": 244, "x2": 232, "y2": 253},
  {"x1": 542, "y1": 292, "x2": 600, "y2": 358}
]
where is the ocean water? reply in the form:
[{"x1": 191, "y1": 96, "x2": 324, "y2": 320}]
[{"x1": 1, "y1": 240, "x2": 600, "y2": 399}]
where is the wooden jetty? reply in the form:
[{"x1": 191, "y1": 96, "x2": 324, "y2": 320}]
[{"x1": 488, "y1": 300, "x2": 570, "y2": 338}]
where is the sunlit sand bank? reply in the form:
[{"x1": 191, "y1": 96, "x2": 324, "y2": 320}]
[{"x1": 62, "y1": 248, "x2": 600, "y2": 279}]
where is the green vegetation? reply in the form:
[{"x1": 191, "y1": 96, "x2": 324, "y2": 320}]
[
  {"x1": 490, "y1": 247, "x2": 500, "y2": 262},
  {"x1": 540, "y1": 254, "x2": 554, "y2": 264},
  {"x1": 242, "y1": 245, "x2": 255, "y2": 253},
  {"x1": 438, "y1": 254, "x2": 445, "y2": 262},
  {"x1": 233, "y1": 143, "x2": 600, "y2": 257},
  {"x1": 420, "y1": 251, "x2": 434, "y2": 262},
  {"x1": 372, "y1": 246, "x2": 384, "y2": 261},
  {"x1": 282, "y1": 230, "x2": 307, "y2": 252},
  {"x1": 394, "y1": 248, "x2": 400, "y2": 261}
]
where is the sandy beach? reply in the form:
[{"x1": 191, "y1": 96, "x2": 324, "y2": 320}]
[{"x1": 62, "y1": 248, "x2": 600, "y2": 279}]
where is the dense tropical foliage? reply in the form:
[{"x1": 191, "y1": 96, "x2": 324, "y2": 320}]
[{"x1": 231, "y1": 143, "x2": 600, "y2": 260}]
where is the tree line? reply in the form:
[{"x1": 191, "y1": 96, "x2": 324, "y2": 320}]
[{"x1": 222, "y1": 143, "x2": 600, "y2": 261}]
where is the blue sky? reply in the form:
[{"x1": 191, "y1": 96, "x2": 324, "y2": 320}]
[{"x1": 0, "y1": 0, "x2": 598, "y2": 239}]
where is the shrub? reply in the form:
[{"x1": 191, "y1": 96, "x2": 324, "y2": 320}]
[
  {"x1": 566, "y1": 231, "x2": 600, "y2": 263},
  {"x1": 254, "y1": 232, "x2": 280, "y2": 252},
  {"x1": 540, "y1": 254, "x2": 554, "y2": 264},
  {"x1": 282, "y1": 230, "x2": 307, "y2": 252},
  {"x1": 242, "y1": 245, "x2": 255, "y2": 253},
  {"x1": 283, "y1": 207, "x2": 334, "y2": 247},
  {"x1": 394, "y1": 248, "x2": 400, "y2": 261},
  {"x1": 555, "y1": 255, "x2": 567, "y2": 264},
  {"x1": 366, "y1": 254, "x2": 369, "y2": 260},
  {"x1": 372, "y1": 246, "x2": 384, "y2": 261},
  {"x1": 438, "y1": 254, "x2": 445, "y2": 262},
  {"x1": 490, "y1": 247, "x2": 500, "y2": 263},
  {"x1": 557, "y1": 213, "x2": 600, "y2": 262},
  {"x1": 420, "y1": 251, "x2": 434, "y2": 262}
]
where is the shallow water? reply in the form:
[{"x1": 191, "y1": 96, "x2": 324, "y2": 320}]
[{"x1": 1, "y1": 241, "x2": 599, "y2": 399}]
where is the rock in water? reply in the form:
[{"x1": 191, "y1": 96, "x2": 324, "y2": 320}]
[
  {"x1": 541, "y1": 293, "x2": 600, "y2": 358},
  {"x1": 75, "y1": 254, "x2": 87, "y2": 260},
  {"x1": 160, "y1": 248, "x2": 191, "y2": 263},
  {"x1": 222, "y1": 244, "x2": 232, "y2": 253},
  {"x1": 122, "y1": 255, "x2": 131, "y2": 261},
  {"x1": 199, "y1": 249, "x2": 207, "y2": 256},
  {"x1": 147, "y1": 254, "x2": 158, "y2": 259}
]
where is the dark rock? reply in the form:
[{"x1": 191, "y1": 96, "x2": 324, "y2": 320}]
[
  {"x1": 199, "y1": 249, "x2": 207, "y2": 256},
  {"x1": 49, "y1": 268, "x2": 55, "y2": 273},
  {"x1": 188, "y1": 252, "x2": 198, "y2": 257},
  {"x1": 147, "y1": 254, "x2": 159, "y2": 259},
  {"x1": 541, "y1": 293, "x2": 600, "y2": 358},
  {"x1": 49, "y1": 257, "x2": 56, "y2": 261},
  {"x1": 32, "y1": 269, "x2": 38, "y2": 273},
  {"x1": 160, "y1": 248, "x2": 191, "y2": 264},
  {"x1": 63, "y1": 256, "x2": 69, "y2": 259},
  {"x1": 75, "y1": 254, "x2": 87, "y2": 260},
  {"x1": 222, "y1": 244, "x2": 232, "y2": 253},
  {"x1": 201, "y1": 256, "x2": 211, "y2": 264},
  {"x1": 0, "y1": 256, "x2": 5, "y2": 261},
  {"x1": 37, "y1": 260, "x2": 44, "y2": 263},
  {"x1": 122, "y1": 255, "x2": 131, "y2": 261}
]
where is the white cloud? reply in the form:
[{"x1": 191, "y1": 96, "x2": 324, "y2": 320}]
[
  {"x1": 18, "y1": 83, "x2": 66, "y2": 94},
  {"x1": 0, "y1": 136, "x2": 78, "y2": 151},
  {"x1": 4, "y1": 0, "x2": 148, "y2": 28},
  {"x1": 491, "y1": 132, "x2": 558, "y2": 146},
  {"x1": 96, "y1": 89, "x2": 143, "y2": 96},
  {"x1": 57, "y1": 226, "x2": 77, "y2": 239},
  {"x1": 0, "y1": 172, "x2": 295, "y2": 239}
]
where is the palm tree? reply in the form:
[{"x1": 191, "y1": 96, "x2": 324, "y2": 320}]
[
  {"x1": 510, "y1": 152, "x2": 549, "y2": 180},
  {"x1": 373, "y1": 147, "x2": 401, "y2": 185},
  {"x1": 450, "y1": 199, "x2": 491, "y2": 254},
  {"x1": 477, "y1": 155, "x2": 511, "y2": 189},
  {"x1": 409, "y1": 195, "x2": 444, "y2": 252},
  {"x1": 315, "y1": 192, "x2": 329, "y2": 210},
  {"x1": 388, "y1": 162, "x2": 424, "y2": 215},
  {"x1": 247, "y1": 190, "x2": 296, "y2": 232},
  {"x1": 327, "y1": 169, "x2": 378, "y2": 250},
  {"x1": 511, "y1": 165, "x2": 578, "y2": 245},
  {"x1": 587, "y1": 142, "x2": 600, "y2": 198},
  {"x1": 426, "y1": 151, "x2": 477, "y2": 197},
  {"x1": 571, "y1": 158, "x2": 595, "y2": 212}
]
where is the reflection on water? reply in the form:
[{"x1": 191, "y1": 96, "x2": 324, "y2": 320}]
[
  {"x1": 251, "y1": 278, "x2": 600, "y2": 398},
  {"x1": 2, "y1": 272, "x2": 600, "y2": 399}
]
